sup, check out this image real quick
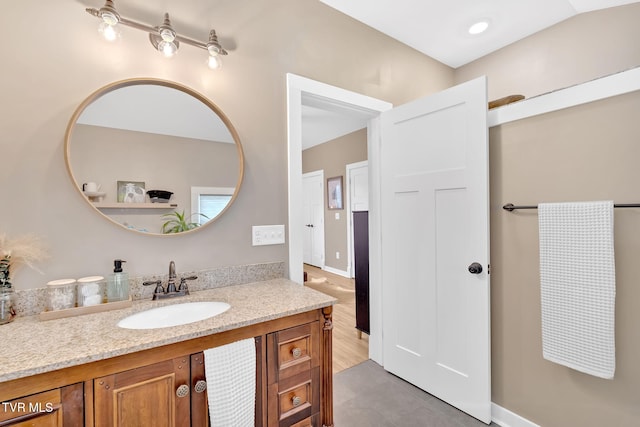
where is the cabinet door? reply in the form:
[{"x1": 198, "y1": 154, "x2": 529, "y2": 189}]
[
  {"x1": 189, "y1": 353, "x2": 208, "y2": 427},
  {"x1": 0, "y1": 384, "x2": 83, "y2": 427},
  {"x1": 94, "y1": 356, "x2": 191, "y2": 427}
]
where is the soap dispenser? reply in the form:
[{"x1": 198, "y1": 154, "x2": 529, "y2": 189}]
[{"x1": 107, "y1": 259, "x2": 130, "y2": 302}]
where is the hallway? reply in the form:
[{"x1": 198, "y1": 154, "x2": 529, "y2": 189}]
[{"x1": 303, "y1": 264, "x2": 368, "y2": 374}]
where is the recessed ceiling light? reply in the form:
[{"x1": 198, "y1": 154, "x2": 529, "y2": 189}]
[{"x1": 468, "y1": 20, "x2": 490, "y2": 35}]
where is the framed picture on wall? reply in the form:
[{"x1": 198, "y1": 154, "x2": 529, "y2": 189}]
[
  {"x1": 117, "y1": 181, "x2": 146, "y2": 203},
  {"x1": 327, "y1": 176, "x2": 343, "y2": 210}
]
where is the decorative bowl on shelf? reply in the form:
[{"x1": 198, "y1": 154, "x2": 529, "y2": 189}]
[{"x1": 146, "y1": 190, "x2": 173, "y2": 203}]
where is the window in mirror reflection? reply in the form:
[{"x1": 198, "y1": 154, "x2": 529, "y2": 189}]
[{"x1": 191, "y1": 187, "x2": 234, "y2": 226}]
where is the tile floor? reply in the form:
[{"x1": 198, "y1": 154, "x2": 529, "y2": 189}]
[{"x1": 334, "y1": 360, "x2": 499, "y2": 427}]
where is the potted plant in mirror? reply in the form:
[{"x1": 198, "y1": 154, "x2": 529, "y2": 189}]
[
  {"x1": 0, "y1": 234, "x2": 48, "y2": 324},
  {"x1": 161, "y1": 211, "x2": 209, "y2": 234}
]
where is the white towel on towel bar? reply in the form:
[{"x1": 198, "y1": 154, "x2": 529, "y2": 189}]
[
  {"x1": 538, "y1": 201, "x2": 616, "y2": 379},
  {"x1": 204, "y1": 338, "x2": 256, "y2": 426}
]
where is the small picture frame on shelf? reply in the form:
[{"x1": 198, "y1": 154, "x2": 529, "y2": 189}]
[
  {"x1": 327, "y1": 176, "x2": 343, "y2": 210},
  {"x1": 117, "y1": 181, "x2": 146, "y2": 203}
]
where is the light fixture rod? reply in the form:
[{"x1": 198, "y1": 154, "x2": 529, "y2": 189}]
[{"x1": 85, "y1": 7, "x2": 227, "y2": 54}]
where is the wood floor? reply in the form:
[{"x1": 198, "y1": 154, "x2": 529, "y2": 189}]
[{"x1": 303, "y1": 264, "x2": 369, "y2": 374}]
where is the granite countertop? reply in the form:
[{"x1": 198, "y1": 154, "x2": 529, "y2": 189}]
[{"x1": 0, "y1": 279, "x2": 336, "y2": 383}]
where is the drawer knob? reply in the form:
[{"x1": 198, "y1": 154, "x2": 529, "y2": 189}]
[
  {"x1": 291, "y1": 347, "x2": 302, "y2": 359},
  {"x1": 176, "y1": 384, "x2": 190, "y2": 398},
  {"x1": 194, "y1": 380, "x2": 207, "y2": 393},
  {"x1": 292, "y1": 395, "x2": 302, "y2": 407}
]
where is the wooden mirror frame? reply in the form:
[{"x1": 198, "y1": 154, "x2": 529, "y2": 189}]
[{"x1": 64, "y1": 78, "x2": 244, "y2": 236}]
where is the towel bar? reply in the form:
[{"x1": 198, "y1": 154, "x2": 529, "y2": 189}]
[{"x1": 503, "y1": 203, "x2": 640, "y2": 211}]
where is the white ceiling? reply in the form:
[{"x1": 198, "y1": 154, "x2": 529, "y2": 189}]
[{"x1": 319, "y1": 0, "x2": 640, "y2": 68}]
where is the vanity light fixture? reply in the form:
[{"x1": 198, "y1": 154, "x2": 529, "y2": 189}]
[{"x1": 86, "y1": 0, "x2": 228, "y2": 68}]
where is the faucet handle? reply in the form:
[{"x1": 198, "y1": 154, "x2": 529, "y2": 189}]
[
  {"x1": 178, "y1": 276, "x2": 197, "y2": 292},
  {"x1": 143, "y1": 280, "x2": 164, "y2": 295}
]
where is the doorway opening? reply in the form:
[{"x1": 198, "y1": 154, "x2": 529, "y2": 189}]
[{"x1": 286, "y1": 73, "x2": 392, "y2": 367}]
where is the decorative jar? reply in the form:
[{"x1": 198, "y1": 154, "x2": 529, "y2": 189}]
[
  {"x1": 46, "y1": 279, "x2": 77, "y2": 311},
  {"x1": 0, "y1": 288, "x2": 16, "y2": 324}
]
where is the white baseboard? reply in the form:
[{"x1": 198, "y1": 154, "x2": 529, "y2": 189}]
[
  {"x1": 322, "y1": 266, "x2": 350, "y2": 278},
  {"x1": 491, "y1": 403, "x2": 540, "y2": 427}
]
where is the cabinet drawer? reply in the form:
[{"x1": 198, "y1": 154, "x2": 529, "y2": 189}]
[
  {"x1": 269, "y1": 322, "x2": 319, "y2": 381},
  {"x1": 0, "y1": 384, "x2": 83, "y2": 427},
  {"x1": 268, "y1": 368, "x2": 319, "y2": 427},
  {"x1": 279, "y1": 335, "x2": 311, "y2": 370},
  {"x1": 0, "y1": 389, "x2": 62, "y2": 425},
  {"x1": 278, "y1": 378, "x2": 312, "y2": 418},
  {"x1": 290, "y1": 414, "x2": 318, "y2": 427}
]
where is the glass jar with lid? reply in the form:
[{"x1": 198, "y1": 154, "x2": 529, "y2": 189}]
[
  {"x1": 77, "y1": 276, "x2": 105, "y2": 307},
  {"x1": 46, "y1": 279, "x2": 76, "y2": 311}
]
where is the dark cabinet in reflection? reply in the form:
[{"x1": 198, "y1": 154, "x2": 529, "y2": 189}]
[{"x1": 353, "y1": 211, "x2": 370, "y2": 335}]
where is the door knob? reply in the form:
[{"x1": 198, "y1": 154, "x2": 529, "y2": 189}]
[{"x1": 468, "y1": 262, "x2": 483, "y2": 274}]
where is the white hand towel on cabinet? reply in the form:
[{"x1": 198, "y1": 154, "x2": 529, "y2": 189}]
[
  {"x1": 204, "y1": 338, "x2": 256, "y2": 426},
  {"x1": 538, "y1": 201, "x2": 616, "y2": 379}
]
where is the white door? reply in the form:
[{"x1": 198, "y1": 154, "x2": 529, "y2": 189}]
[
  {"x1": 302, "y1": 171, "x2": 325, "y2": 268},
  {"x1": 347, "y1": 161, "x2": 369, "y2": 277},
  {"x1": 380, "y1": 77, "x2": 490, "y2": 423},
  {"x1": 348, "y1": 161, "x2": 369, "y2": 211}
]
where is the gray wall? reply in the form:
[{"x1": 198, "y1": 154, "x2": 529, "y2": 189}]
[
  {"x1": 302, "y1": 129, "x2": 367, "y2": 273},
  {"x1": 488, "y1": 91, "x2": 640, "y2": 427},
  {"x1": 2, "y1": 0, "x2": 452, "y2": 287},
  {"x1": 455, "y1": 3, "x2": 640, "y2": 426}
]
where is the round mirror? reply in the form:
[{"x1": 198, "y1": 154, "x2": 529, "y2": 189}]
[{"x1": 65, "y1": 78, "x2": 244, "y2": 235}]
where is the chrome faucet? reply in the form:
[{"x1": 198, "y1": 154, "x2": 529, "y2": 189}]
[{"x1": 143, "y1": 261, "x2": 197, "y2": 300}]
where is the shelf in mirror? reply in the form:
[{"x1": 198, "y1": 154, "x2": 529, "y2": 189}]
[{"x1": 94, "y1": 202, "x2": 178, "y2": 209}]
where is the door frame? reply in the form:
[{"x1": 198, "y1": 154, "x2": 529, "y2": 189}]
[
  {"x1": 287, "y1": 73, "x2": 392, "y2": 363},
  {"x1": 345, "y1": 160, "x2": 368, "y2": 278}
]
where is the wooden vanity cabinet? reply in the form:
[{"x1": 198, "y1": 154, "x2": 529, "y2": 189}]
[
  {"x1": 0, "y1": 307, "x2": 333, "y2": 427},
  {"x1": 0, "y1": 384, "x2": 83, "y2": 427}
]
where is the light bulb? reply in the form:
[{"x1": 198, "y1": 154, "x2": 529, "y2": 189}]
[
  {"x1": 158, "y1": 40, "x2": 178, "y2": 57},
  {"x1": 160, "y1": 28, "x2": 176, "y2": 42},
  {"x1": 207, "y1": 54, "x2": 222, "y2": 70},
  {"x1": 98, "y1": 21, "x2": 121, "y2": 41},
  {"x1": 100, "y1": 11, "x2": 118, "y2": 26}
]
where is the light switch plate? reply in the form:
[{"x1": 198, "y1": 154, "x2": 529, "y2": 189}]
[{"x1": 252, "y1": 225, "x2": 285, "y2": 246}]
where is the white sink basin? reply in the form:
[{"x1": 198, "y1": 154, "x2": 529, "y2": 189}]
[{"x1": 118, "y1": 301, "x2": 231, "y2": 330}]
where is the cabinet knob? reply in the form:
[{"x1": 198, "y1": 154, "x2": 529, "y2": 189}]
[
  {"x1": 194, "y1": 380, "x2": 207, "y2": 394},
  {"x1": 292, "y1": 395, "x2": 302, "y2": 408},
  {"x1": 176, "y1": 384, "x2": 190, "y2": 398},
  {"x1": 291, "y1": 347, "x2": 302, "y2": 359}
]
